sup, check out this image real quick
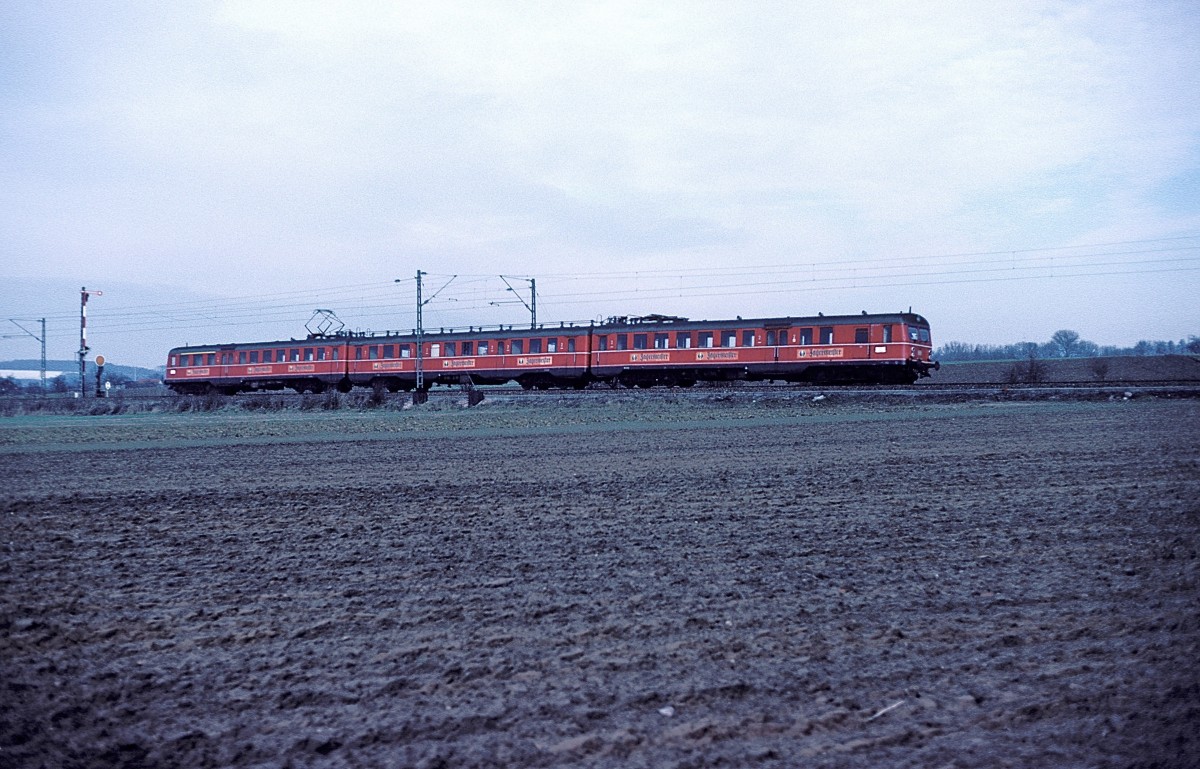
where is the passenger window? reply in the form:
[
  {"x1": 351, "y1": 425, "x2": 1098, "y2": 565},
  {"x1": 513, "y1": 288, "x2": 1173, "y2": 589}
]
[
  {"x1": 318, "y1": 348, "x2": 327, "y2": 361},
  {"x1": 238, "y1": 351, "x2": 246, "y2": 364},
  {"x1": 633, "y1": 334, "x2": 648, "y2": 350},
  {"x1": 882, "y1": 325, "x2": 893, "y2": 343},
  {"x1": 597, "y1": 336, "x2": 609, "y2": 351},
  {"x1": 384, "y1": 345, "x2": 394, "y2": 358},
  {"x1": 529, "y1": 339, "x2": 542, "y2": 354},
  {"x1": 820, "y1": 327, "x2": 834, "y2": 345},
  {"x1": 654, "y1": 333, "x2": 669, "y2": 349},
  {"x1": 799, "y1": 328, "x2": 813, "y2": 345},
  {"x1": 511, "y1": 340, "x2": 524, "y2": 354},
  {"x1": 208, "y1": 354, "x2": 217, "y2": 365},
  {"x1": 477, "y1": 341, "x2": 488, "y2": 355},
  {"x1": 722, "y1": 331, "x2": 736, "y2": 348},
  {"x1": 249, "y1": 351, "x2": 259, "y2": 364},
  {"x1": 330, "y1": 348, "x2": 338, "y2": 361},
  {"x1": 462, "y1": 341, "x2": 474, "y2": 355},
  {"x1": 567, "y1": 338, "x2": 576, "y2": 353},
  {"x1": 699, "y1": 332, "x2": 714, "y2": 348},
  {"x1": 368, "y1": 347, "x2": 379, "y2": 360},
  {"x1": 400, "y1": 344, "x2": 411, "y2": 358},
  {"x1": 547, "y1": 338, "x2": 557, "y2": 353},
  {"x1": 445, "y1": 342, "x2": 456, "y2": 356},
  {"x1": 742, "y1": 331, "x2": 754, "y2": 347},
  {"x1": 616, "y1": 335, "x2": 628, "y2": 351},
  {"x1": 676, "y1": 332, "x2": 691, "y2": 349},
  {"x1": 854, "y1": 328, "x2": 868, "y2": 344}
]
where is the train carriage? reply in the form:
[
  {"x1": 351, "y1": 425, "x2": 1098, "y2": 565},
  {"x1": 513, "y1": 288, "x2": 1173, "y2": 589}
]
[{"x1": 165, "y1": 311, "x2": 938, "y2": 394}]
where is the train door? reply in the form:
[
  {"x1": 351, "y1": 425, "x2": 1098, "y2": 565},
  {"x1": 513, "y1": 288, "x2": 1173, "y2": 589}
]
[{"x1": 766, "y1": 328, "x2": 788, "y2": 362}]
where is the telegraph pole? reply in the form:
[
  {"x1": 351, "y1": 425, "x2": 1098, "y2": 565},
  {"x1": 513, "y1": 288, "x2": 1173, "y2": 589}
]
[
  {"x1": 497, "y1": 276, "x2": 537, "y2": 329},
  {"x1": 5, "y1": 318, "x2": 47, "y2": 394},
  {"x1": 79, "y1": 287, "x2": 101, "y2": 397},
  {"x1": 396, "y1": 271, "x2": 456, "y2": 405},
  {"x1": 414, "y1": 270, "x2": 425, "y2": 403}
]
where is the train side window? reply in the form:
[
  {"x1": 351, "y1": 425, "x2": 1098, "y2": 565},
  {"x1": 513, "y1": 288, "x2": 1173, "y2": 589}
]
[
  {"x1": 654, "y1": 333, "x2": 669, "y2": 349},
  {"x1": 248, "y1": 350, "x2": 258, "y2": 364},
  {"x1": 567, "y1": 337, "x2": 576, "y2": 353},
  {"x1": 330, "y1": 348, "x2": 338, "y2": 361},
  {"x1": 798, "y1": 328, "x2": 812, "y2": 345},
  {"x1": 597, "y1": 335, "x2": 609, "y2": 351},
  {"x1": 207, "y1": 354, "x2": 217, "y2": 365},
  {"x1": 477, "y1": 341, "x2": 488, "y2": 355},
  {"x1": 722, "y1": 331, "x2": 736, "y2": 348},
  {"x1": 445, "y1": 342, "x2": 457, "y2": 356},
  {"x1": 462, "y1": 341, "x2": 474, "y2": 355},
  {"x1": 820, "y1": 327, "x2": 834, "y2": 345},
  {"x1": 675, "y1": 332, "x2": 691, "y2": 349},
  {"x1": 237, "y1": 351, "x2": 246, "y2": 364},
  {"x1": 400, "y1": 344, "x2": 411, "y2": 358},
  {"x1": 383, "y1": 344, "x2": 394, "y2": 358},
  {"x1": 301, "y1": 348, "x2": 312, "y2": 361},
  {"x1": 742, "y1": 330, "x2": 755, "y2": 347},
  {"x1": 616, "y1": 334, "x2": 628, "y2": 351},
  {"x1": 511, "y1": 339, "x2": 524, "y2": 354},
  {"x1": 699, "y1": 332, "x2": 714, "y2": 348},
  {"x1": 882, "y1": 325, "x2": 892, "y2": 343},
  {"x1": 370, "y1": 346, "x2": 380, "y2": 360},
  {"x1": 854, "y1": 327, "x2": 868, "y2": 344},
  {"x1": 529, "y1": 339, "x2": 542, "y2": 354},
  {"x1": 547, "y1": 338, "x2": 557, "y2": 353},
  {"x1": 633, "y1": 334, "x2": 648, "y2": 350},
  {"x1": 354, "y1": 346, "x2": 363, "y2": 360},
  {"x1": 318, "y1": 348, "x2": 327, "y2": 361},
  {"x1": 289, "y1": 349, "x2": 299, "y2": 362}
]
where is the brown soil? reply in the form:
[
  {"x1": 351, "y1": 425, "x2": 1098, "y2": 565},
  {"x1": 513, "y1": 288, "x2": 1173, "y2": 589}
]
[
  {"x1": 929, "y1": 354, "x2": 1200, "y2": 384},
  {"x1": 2, "y1": 399, "x2": 1198, "y2": 768}
]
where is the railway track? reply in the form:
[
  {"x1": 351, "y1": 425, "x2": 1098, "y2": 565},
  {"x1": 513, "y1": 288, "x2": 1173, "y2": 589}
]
[{"x1": 3, "y1": 381, "x2": 1197, "y2": 409}]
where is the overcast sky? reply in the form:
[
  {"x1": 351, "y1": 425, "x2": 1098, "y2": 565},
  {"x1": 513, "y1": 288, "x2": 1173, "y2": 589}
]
[{"x1": 2, "y1": 1, "x2": 1198, "y2": 368}]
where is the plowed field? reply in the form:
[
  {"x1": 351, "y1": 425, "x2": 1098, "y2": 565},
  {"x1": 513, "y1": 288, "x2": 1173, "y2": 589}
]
[{"x1": 2, "y1": 397, "x2": 1198, "y2": 768}]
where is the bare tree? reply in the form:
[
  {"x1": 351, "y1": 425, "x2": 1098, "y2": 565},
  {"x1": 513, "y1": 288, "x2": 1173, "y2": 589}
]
[{"x1": 1051, "y1": 329, "x2": 1082, "y2": 358}]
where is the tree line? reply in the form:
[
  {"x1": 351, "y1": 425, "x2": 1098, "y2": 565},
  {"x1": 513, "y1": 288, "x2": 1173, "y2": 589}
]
[{"x1": 935, "y1": 331, "x2": 1200, "y2": 363}]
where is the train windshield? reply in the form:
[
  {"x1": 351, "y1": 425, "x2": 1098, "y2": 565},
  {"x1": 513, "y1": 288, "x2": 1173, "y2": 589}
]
[{"x1": 908, "y1": 326, "x2": 931, "y2": 342}]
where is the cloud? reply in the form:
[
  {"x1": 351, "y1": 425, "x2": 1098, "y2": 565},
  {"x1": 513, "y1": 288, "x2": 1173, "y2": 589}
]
[{"x1": 1, "y1": 1, "x2": 1197, "y2": 361}]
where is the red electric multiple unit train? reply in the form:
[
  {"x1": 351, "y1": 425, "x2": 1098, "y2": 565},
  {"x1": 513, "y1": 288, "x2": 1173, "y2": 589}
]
[{"x1": 165, "y1": 311, "x2": 938, "y2": 395}]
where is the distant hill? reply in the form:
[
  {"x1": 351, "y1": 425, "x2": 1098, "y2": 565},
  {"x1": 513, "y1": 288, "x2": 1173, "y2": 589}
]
[{"x1": 0, "y1": 359, "x2": 163, "y2": 383}]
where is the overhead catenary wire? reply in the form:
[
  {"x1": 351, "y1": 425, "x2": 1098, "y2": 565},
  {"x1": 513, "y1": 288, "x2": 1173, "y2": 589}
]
[{"x1": 3, "y1": 235, "x2": 1197, "y2": 356}]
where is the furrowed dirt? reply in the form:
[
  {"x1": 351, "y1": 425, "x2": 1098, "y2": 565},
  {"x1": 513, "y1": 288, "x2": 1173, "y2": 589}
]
[{"x1": 2, "y1": 398, "x2": 1198, "y2": 768}]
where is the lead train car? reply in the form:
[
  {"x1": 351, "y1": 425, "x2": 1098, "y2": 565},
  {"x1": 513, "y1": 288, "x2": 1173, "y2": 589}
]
[{"x1": 165, "y1": 311, "x2": 938, "y2": 395}]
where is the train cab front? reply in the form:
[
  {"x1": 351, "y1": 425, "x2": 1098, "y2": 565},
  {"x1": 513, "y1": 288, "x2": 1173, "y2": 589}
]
[{"x1": 902, "y1": 314, "x2": 939, "y2": 379}]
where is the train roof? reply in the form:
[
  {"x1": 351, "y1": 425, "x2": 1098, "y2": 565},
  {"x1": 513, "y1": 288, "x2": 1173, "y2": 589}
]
[{"x1": 168, "y1": 311, "x2": 930, "y2": 353}]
